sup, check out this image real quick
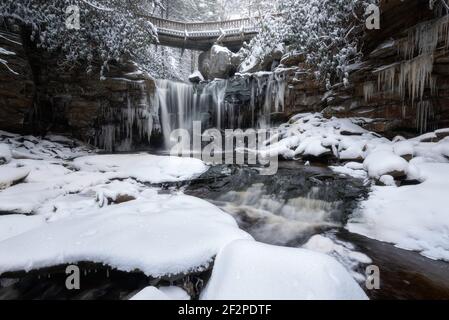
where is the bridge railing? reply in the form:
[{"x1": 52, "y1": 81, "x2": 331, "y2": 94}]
[{"x1": 144, "y1": 15, "x2": 260, "y2": 38}]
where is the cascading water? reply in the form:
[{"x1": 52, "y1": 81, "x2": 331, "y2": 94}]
[{"x1": 154, "y1": 72, "x2": 287, "y2": 149}]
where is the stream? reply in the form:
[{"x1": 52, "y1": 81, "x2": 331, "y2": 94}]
[{"x1": 1, "y1": 159, "x2": 448, "y2": 300}]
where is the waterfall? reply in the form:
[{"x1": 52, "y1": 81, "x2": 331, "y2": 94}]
[{"x1": 154, "y1": 72, "x2": 287, "y2": 149}]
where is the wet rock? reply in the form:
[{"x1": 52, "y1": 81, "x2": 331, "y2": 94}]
[
  {"x1": 188, "y1": 71, "x2": 205, "y2": 83},
  {"x1": 199, "y1": 45, "x2": 239, "y2": 80}
]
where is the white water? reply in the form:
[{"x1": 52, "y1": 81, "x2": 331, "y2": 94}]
[
  {"x1": 213, "y1": 183, "x2": 339, "y2": 246},
  {"x1": 154, "y1": 73, "x2": 287, "y2": 149}
]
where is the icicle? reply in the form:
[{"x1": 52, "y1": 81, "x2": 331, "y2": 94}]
[
  {"x1": 376, "y1": 64, "x2": 397, "y2": 93},
  {"x1": 398, "y1": 15, "x2": 449, "y2": 59},
  {"x1": 363, "y1": 82, "x2": 376, "y2": 102},
  {"x1": 416, "y1": 100, "x2": 433, "y2": 134}
]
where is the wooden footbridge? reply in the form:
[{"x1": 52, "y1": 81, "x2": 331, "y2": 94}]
[{"x1": 145, "y1": 15, "x2": 261, "y2": 51}]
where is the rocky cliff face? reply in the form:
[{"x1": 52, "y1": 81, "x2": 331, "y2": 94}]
[
  {"x1": 0, "y1": 23, "x2": 158, "y2": 151},
  {"x1": 321, "y1": 0, "x2": 449, "y2": 136},
  {"x1": 280, "y1": 0, "x2": 449, "y2": 137}
]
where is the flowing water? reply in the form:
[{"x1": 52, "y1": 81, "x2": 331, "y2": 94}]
[{"x1": 1, "y1": 76, "x2": 449, "y2": 299}]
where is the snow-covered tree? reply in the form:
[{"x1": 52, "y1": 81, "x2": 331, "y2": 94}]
[
  {"x1": 1, "y1": 0, "x2": 160, "y2": 76},
  {"x1": 241, "y1": 0, "x2": 376, "y2": 85}
]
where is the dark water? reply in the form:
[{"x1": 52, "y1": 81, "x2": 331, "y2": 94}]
[
  {"x1": 1, "y1": 160, "x2": 448, "y2": 300},
  {"x1": 184, "y1": 161, "x2": 449, "y2": 300}
]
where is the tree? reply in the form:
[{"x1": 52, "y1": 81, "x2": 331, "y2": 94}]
[{"x1": 1, "y1": 0, "x2": 159, "y2": 76}]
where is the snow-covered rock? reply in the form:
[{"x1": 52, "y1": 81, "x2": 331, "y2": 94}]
[
  {"x1": 73, "y1": 154, "x2": 208, "y2": 184},
  {"x1": 363, "y1": 150, "x2": 409, "y2": 179},
  {"x1": 188, "y1": 71, "x2": 204, "y2": 83},
  {"x1": 348, "y1": 162, "x2": 449, "y2": 261},
  {"x1": 201, "y1": 240, "x2": 368, "y2": 300},
  {"x1": 199, "y1": 45, "x2": 240, "y2": 80},
  {"x1": 130, "y1": 286, "x2": 190, "y2": 300},
  {"x1": 0, "y1": 215, "x2": 46, "y2": 242},
  {"x1": 303, "y1": 234, "x2": 372, "y2": 282},
  {"x1": 0, "y1": 194, "x2": 252, "y2": 277},
  {"x1": 0, "y1": 167, "x2": 30, "y2": 189},
  {"x1": 0, "y1": 143, "x2": 12, "y2": 164}
]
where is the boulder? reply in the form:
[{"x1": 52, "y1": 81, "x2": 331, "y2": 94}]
[
  {"x1": 188, "y1": 71, "x2": 205, "y2": 83},
  {"x1": 199, "y1": 45, "x2": 240, "y2": 80}
]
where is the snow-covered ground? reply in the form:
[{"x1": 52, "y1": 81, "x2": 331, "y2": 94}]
[
  {"x1": 348, "y1": 162, "x2": 449, "y2": 261},
  {"x1": 262, "y1": 113, "x2": 449, "y2": 262}
]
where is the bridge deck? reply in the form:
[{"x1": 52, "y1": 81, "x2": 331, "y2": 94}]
[{"x1": 145, "y1": 15, "x2": 260, "y2": 51}]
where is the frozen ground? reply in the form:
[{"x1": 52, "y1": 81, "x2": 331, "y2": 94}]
[{"x1": 0, "y1": 131, "x2": 368, "y2": 299}]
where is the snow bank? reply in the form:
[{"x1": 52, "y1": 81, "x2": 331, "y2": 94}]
[
  {"x1": 201, "y1": 240, "x2": 368, "y2": 300},
  {"x1": 130, "y1": 286, "x2": 190, "y2": 300},
  {"x1": 363, "y1": 150, "x2": 409, "y2": 178},
  {"x1": 348, "y1": 162, "x2": 449, "y2": 261},
  {"x1": 265, "y1": 113, "x2": 449, "y2": 183},
  {"x1": 0, "y1": 194, "x2": 252, "y2": 277},
  {"x1": 73, "y1": 154, "x2": 208, "y2": 184},
  {"x1": 0, "y1": 167, "x2": 30, "y2": 189}
]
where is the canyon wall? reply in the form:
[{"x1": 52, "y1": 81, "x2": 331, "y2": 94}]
[{"x1": 0, "y1": 23, "x2": 158, "y2": 150}]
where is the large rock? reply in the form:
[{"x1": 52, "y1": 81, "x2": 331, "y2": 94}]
[
  {"x1": 239, "y1": 44, "x2": 285, "y2": 74},
  {"x1": 199, "y1": 45, "x2": 241, "y2": 80}
]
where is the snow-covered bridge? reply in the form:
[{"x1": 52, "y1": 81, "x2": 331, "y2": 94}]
[{"x1": 146, "y1": 15, "x2": 260, "y2": 51}]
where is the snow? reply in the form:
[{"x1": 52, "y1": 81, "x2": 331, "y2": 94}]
[
  {"x1": 73, "y1": 154, "x2": 208, "y2": 184},
  {"x1": 0, "y1": 143, "x2": 12, "y2": 164},
  {"x1": 363, "y1": 150, "x2": 409, "y2": 178},
  {"x1": 0, "y1": 215, "x2": 46, "y2": 242},
  {"x1": 0, "y1": 193, "x2": 252, "y2": 277},
  {"x1": 0, "y1": 167, "x2": 30, "y2": 189},
  {"x1": 188, "y1": 70, "x2": 204, "y2": 82},
  {"x1": 201, "y1": 240, "x2": 368, "y2": 300},
  {"x1": 348, "y1": 162, "x2": 449, "y2": 261},
  {"x1": 130, "y1": 286, "x2": 190, "y2": 300}
]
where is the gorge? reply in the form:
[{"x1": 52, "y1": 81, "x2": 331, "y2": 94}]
[{"x1": 1, "y1": 0, "x2": 449, "y2": 301}]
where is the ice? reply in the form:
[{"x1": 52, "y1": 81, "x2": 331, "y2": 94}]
[
  {"x1": 130, "y1": 286, "x2": 190, "y2": 300},
  {"x1": 201, "y1": 240, "x2": 368, "y2": 300},
  {"x1": 348, "y1": 163, "x2": 449, "y2": 261}
]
